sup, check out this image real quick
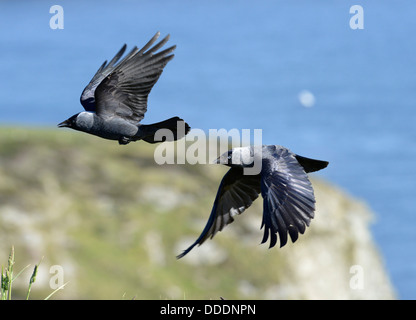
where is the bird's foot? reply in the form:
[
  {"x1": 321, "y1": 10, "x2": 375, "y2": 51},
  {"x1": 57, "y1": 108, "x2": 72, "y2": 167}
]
[{"x1": 118, "y1": 136, "x2": 131, "y2": 145}]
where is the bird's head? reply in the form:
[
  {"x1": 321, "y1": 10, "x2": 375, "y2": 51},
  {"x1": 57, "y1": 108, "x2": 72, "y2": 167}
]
[
  {"x1": 214, "y1": 147, "x2": 255, "y2": 168},
  {"x1": 58, "y1": 112, "x2": 94, "y2": 132}
]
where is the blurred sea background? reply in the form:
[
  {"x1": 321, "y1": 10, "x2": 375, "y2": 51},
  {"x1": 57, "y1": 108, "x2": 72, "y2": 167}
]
[{"x1": 0, "y1": 0, "x2": 415, "y2": 299}]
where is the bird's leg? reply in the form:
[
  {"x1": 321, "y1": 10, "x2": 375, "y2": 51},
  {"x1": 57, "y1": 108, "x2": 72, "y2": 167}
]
[{"x1": 118, "y1": 136, "x2": 131, "y2": 145}]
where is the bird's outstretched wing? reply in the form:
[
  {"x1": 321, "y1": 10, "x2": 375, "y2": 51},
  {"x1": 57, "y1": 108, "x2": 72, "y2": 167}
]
[
  {"x1": 260, "y1": 147, "x2": 316, "y2": 248},
  {"x1": 80, "y1": 43, "x2": 131, "y2": 111},
  {"x1": 177, "y1": 167, "x2": 261, "y2": 259},
  {"x1": 83, "y1": 32, "x2": 175, "y2": 123}
]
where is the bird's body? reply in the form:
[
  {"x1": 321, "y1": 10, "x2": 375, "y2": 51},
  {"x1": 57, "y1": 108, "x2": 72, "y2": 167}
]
[
  {"x1": 72, "y1": 112, "x2": 138, "y2": 141},
  {"x1": 58, "y1": 32, "x2": 190, "y2": 144},
  {"x1": 177, "y1": 145, "x2": 329, "y2": 259}
]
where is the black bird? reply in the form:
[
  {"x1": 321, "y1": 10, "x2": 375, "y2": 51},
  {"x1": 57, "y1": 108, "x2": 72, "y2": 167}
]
[
  {"x1": 58, "y1": 32, "x2": 190, "y2": 145},
  {"x1": 177, "y1": 145, "x2": 328, "y2": 259}
]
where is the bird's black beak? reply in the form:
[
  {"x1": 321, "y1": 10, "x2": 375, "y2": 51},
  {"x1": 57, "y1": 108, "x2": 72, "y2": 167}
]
[{"x1": 57, "y1": 120, "x2": 70, "y2": 128}]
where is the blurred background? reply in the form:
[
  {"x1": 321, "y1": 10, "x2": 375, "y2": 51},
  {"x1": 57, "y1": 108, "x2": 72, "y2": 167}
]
[{"x1": 0, "y1": 0, "x2": 415, "y2": 299}]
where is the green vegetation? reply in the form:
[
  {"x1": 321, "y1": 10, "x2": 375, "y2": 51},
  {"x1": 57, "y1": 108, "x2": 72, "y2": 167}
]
[
  {"x1": 0, "y1": 127, "x2": 394, "y2": 299},
  {"x1": 1, "y1": 246, "x2": 65, "y2": 300}
]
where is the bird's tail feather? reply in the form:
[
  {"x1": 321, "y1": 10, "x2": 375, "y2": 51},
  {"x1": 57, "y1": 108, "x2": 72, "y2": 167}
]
[
  {"x1": 138, "y1": 116, "x2": 191, "y2": 144},
  {"x1": 295, "y1": 155, "x2": 329, "y2": 173}
]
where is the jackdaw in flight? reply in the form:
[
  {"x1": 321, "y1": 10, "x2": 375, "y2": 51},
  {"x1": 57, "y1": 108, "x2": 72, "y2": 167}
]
[
  {"x1": 177, "y1": 145, "x2": 328, "y2": 259},
  {"x1": 58, "y1": 32, "x2": 190, "y2": 145}
]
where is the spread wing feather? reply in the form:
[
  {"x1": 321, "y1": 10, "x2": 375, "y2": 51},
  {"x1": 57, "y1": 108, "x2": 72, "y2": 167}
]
[
  {"x1": 260, "y1": 147, "x2": 316, "y2": 248},
  {"x1": 94, "y1": 32, "x2": 175, "y2": 123},
  {"x1": 79, "y1": 32, "x2": 175, "y2": 124},
  {"x1": 177, "y1": 167, "x2": 261, "y2": 259}
]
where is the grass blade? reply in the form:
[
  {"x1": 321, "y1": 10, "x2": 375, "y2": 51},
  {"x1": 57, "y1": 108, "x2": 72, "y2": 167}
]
[
  {"x1": 6, "y1": 246, "x2": 15, "y2": 300},
  {"x1": 44, "y1": 282, "x2": 69, "y2": 300}
]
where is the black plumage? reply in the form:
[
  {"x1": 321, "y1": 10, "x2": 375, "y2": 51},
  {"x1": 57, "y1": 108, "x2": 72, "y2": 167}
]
[
  {"x1": 58, "y1": 32, "x2": 190, "y2": 145},
  {"x1": 177, "y1": 145, "x2": 328, "y2": 259}
]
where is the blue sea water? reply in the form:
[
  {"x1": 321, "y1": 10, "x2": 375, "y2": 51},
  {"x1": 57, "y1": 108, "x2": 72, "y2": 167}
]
[{"x1": 1, "y1": 0, "x2": 415, "y2": 299}]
